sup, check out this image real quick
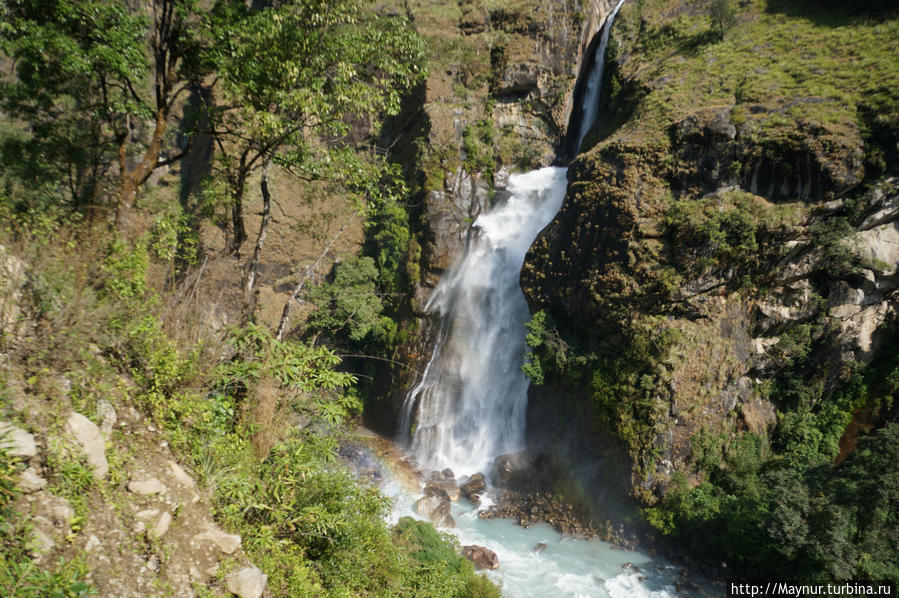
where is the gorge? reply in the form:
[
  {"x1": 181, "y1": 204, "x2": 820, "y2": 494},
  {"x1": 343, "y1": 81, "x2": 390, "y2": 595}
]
[
  {"x1": 382, "y1": 0, "x2": 899, "y2": 589},
  {"x1": 0, "y1": 0, "x2": 897, "y2": 595},
  {"x1": 386, "y1": 3, "x2": 716, "y2": 594}
]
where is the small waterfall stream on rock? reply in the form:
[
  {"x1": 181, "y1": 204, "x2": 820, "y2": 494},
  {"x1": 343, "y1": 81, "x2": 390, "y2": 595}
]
[
  {"x1": 575, "y1": 0, "x2": 631, "y2": 152},
  {"x1": 382, "y1": 1, "x2": 711, "y2": 595}
]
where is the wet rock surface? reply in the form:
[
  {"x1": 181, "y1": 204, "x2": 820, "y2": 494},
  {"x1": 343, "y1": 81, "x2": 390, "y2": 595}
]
[
  {"x1": 426, "y1": 469, "x2": 462, "y2": 501},
  {"x1": 344, "y1": 428, "x2": 727, "y2": 592},
  {"x1": 414, "y1": 485, "x2": 456, "y2": 528},
  {"x1": 477, "y1": 489, "x2": 609, "y2": 541},
  {"x1": 490, "y1": 450, "x2": 554, "y2": 490},
  {"x1": 459, "y1": 472, "x2": 487, "y2": 502},
  {"x1": 462, "y1": 545, "x2": 499, "y2": 570}
]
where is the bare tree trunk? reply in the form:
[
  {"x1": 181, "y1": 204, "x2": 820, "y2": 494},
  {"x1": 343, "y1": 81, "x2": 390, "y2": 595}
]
[
  {"x1": 226, "y1": 156, "x2": 251, "y2": 255},
  {"x1": 275, "y1": 212, "x2": 357, "y2": 340},
  {"x1": 242, "y1": 161, "x2": 273, "y2": 318},
  {"x1": 117, "y1": 108, "x2": 170, "y2": 237}
]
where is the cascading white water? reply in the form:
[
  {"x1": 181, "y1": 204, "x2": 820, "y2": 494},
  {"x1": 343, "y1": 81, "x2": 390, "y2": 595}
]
[
  {"x1": 575, "y1": 0, "x2": 630, "y2": 152},
  {"x1": 401, "y1": 168, "x2": 568, "y2": 475},
  {"x1": 401, "y1": 0, "x2": 632, "y2": 479}
]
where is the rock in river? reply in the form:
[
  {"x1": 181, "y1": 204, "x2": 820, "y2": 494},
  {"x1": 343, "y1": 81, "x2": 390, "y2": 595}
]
[
  {"x1": 462, "y1": 545, "x2": 499, "y2": 570},
  {"x1": 460, "y1": 472, "x2": 486, "y2": 503},
  {"x1": 415, "y1": 486, "x2": 455, "y2": 528}
]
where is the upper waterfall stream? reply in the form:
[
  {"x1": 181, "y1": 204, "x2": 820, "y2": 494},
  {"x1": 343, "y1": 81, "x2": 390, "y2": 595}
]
[{"x1": 575, "y1": 0, "x2": 630, "y2": 151}]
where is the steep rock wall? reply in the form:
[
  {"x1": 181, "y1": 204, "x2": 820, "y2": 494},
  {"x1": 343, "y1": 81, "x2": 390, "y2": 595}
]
[
  {"x1": 402, "y1": 0, "x2": 613, "y2": 293},
  {"x1": 368, "y1": 0, "x2": 614, "y2": 436},
  {"x1": 521, "y1": 0, "x2": 899, "y2": 503}
]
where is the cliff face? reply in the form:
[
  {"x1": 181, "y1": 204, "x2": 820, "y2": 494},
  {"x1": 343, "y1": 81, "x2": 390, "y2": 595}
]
[
  {"x1": 370, "y1": 0, "x2": 616, "y2": 435},
  {"x1": 521, "y1": 0, "x2": 899, "y2": 505},
  {"x1": 400, "y1": 0, "x2": 613, "y2": 294}
]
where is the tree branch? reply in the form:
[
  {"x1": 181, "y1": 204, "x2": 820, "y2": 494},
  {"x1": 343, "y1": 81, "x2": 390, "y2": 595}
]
[
  {"x1": 244, "y1": 160, "x2": 273, "y2": 296},
  {"x1": 275, "y1": 211, "x2": 357, "y2": 340}
]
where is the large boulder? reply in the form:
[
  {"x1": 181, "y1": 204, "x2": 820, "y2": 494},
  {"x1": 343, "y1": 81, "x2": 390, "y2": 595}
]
[
  {"x1": 65, "y1": 412, "x2": 108, "y2": 479},
  {"x1": 422, "y1": 484, "x2": 451, "y2": 502},
  {"x1": 168, "y1": 460, "x2": 197, "y2": 489},
  {"x1": 414, "y1": 487, "x2": 455, "y2": 528},
  {"x1": 425, "y1": 470, "x2": 461, "y2": 501},
  {"x1": 194, "y1": 526, "x2": 242, "y2": 554},
  {"x1": 151, "y1": 511, "x2": 172, "y2": 539},
  {"x1": 0, "y1": 245, "x2": 27, "y2": 339},
  {"x1": 0, "y1": 422, "x2": 37, "y2": 458},
  {"x1": 226, "y1": 565, "x2": 267, "y2": 598},
  {"x1": 430, "y1": 479, "x2": 461, "y2": 502},
  {"x1": 127, "y1": 476, "x2": 165, "y2": 495},
  {"x1": 490, "y1": 451, "x2": 554, "y2": 490},
  {"x1": 18, "y1": 467, "x2": 47, "y2": 493},
  {"x1": 462, "y1": 545, "x2": 499, "y2": 570}
]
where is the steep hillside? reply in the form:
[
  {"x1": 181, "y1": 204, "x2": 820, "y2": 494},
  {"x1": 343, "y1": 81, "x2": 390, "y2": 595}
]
[
  {"x1": 521, "y1": 0, "x2": 899, "y2": 579},
  {"x1": 0, "y1": 1, "x2": 505, "y2": 596}
]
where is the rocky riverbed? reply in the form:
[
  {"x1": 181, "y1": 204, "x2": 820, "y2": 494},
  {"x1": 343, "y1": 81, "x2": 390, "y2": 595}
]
[
  {"x1": 342, "y1": 431, "x2": 641, "y2": 557},
  {"x1": 341, "y1": 427, "x2": 722, "y2": 597}
]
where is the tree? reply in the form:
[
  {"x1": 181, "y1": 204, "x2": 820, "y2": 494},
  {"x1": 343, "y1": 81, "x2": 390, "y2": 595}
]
[
  {"x1": 1, "y1": 0, "x2": 207, "y2": 233},
  {"x1": 202, "y1": 0, "x2": 426, "y2": 255},
  {"x1": 824, "y1": 424, "x2": 899, "y2": 580},
  {"x1": 710, "y1": 0, "x2": 737, "y2": 40},
  {"x1": 273, "y1": 152, "x2": 416, "y2": 338},
  {"x1": 306, "y1": 256, "x2": 392, "y2": 344}
]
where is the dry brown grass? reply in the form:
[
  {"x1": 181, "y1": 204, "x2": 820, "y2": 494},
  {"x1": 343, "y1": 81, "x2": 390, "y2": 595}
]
[
  {"x1": 244, "y1": 376, "x2": 292, "y2": 460},
  {"x1": 184, "y1": 164, "x2": 364, "y2": 337},
  {"x1": 1, "y1": 222, "x2": 111, "y2": 362}
]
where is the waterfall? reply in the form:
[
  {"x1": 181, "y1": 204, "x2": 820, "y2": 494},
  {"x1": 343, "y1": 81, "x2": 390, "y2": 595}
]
[
  {"x1": 575, "y1": 0, "x2": 630, "y2": 152},
  {"x1": 400, "y1": 2, "x2": 626, "y2": 477},
  {"x1": 387, "y1": 9, "x2": 700, "y2": 596},
  {"x1": 401, "y1": 168, "x2": 568, "y2": 475}
]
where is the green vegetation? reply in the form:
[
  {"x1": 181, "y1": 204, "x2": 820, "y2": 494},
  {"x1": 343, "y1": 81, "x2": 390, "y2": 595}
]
[
  {"x1": 0, "y1": 223, "x2": 499, "y2": 596},
  {"x1": 646, "y1": 424, "x2": 899, "y2": 580},
  {"x1": 0, "y1": 0, "x2": 497, "y2": 595},
  {"x1": 665, "y1": 190, "x2": 802, "y2": 286},
  {"x1": 640, "y1": 319, "x2": 899, "y2": 580},
  {"x1": 392, "y1": 518, "x2": 501, "y2": 598},
  {"x1": 523, "y1": 310, "x2": 682, "y2": 465},
  {"x1": 525, "y1": 1, "x2": 899, "y2": 575},
  {"x1": 0, "y1": 0, "x2": 426, "y2": 249},
  {"x1": 0, "y1": 0, "x2": 179, "y2": 219},
  {"x1": 203, "y1": 0, "x2": 426, "y2": 252},
  {"x1": 462, "y1": 120, "x2": 498, "y2": 177},
  {"x1": 809, "y1": 217, "x2": 865, "y2": 279},
  {"x1": 0, "y1": 449, "x2": 94, "y2": 596},
  {"x1": 603, "y1": 0, "x2": 899, "y2": 161},
  {"x1": 522, "y1": 310, "x2": 572, "y2": 386},
  {"x1": 362, "y1": 165, "x2": 416, "y2": 297},
  {"x1": 306, "y1": 256, "x2": 395, "y2": 345},
  {"x1": 709, "y1": 0, "x2": 737, "y2": 41}
]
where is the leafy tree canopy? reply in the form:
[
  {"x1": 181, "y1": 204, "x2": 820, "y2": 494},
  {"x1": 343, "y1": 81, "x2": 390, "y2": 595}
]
[{"x1": 202, "y1": 0, "x2": 427, "y2": 251}]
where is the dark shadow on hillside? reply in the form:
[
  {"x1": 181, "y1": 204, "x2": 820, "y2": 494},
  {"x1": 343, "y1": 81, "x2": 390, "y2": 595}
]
[
  {"x1": 667, "y1": 24, "x2": 718, "y2": 57},
  {"x1": 563, "y1": 30, "x2": 605, "y2": 161},
  {"x1": 178, "y1": 85, "x2": 214, "y2": 209},
  {"x1": 766, "y1": 0, "x2": 898, "y2": 26}
]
